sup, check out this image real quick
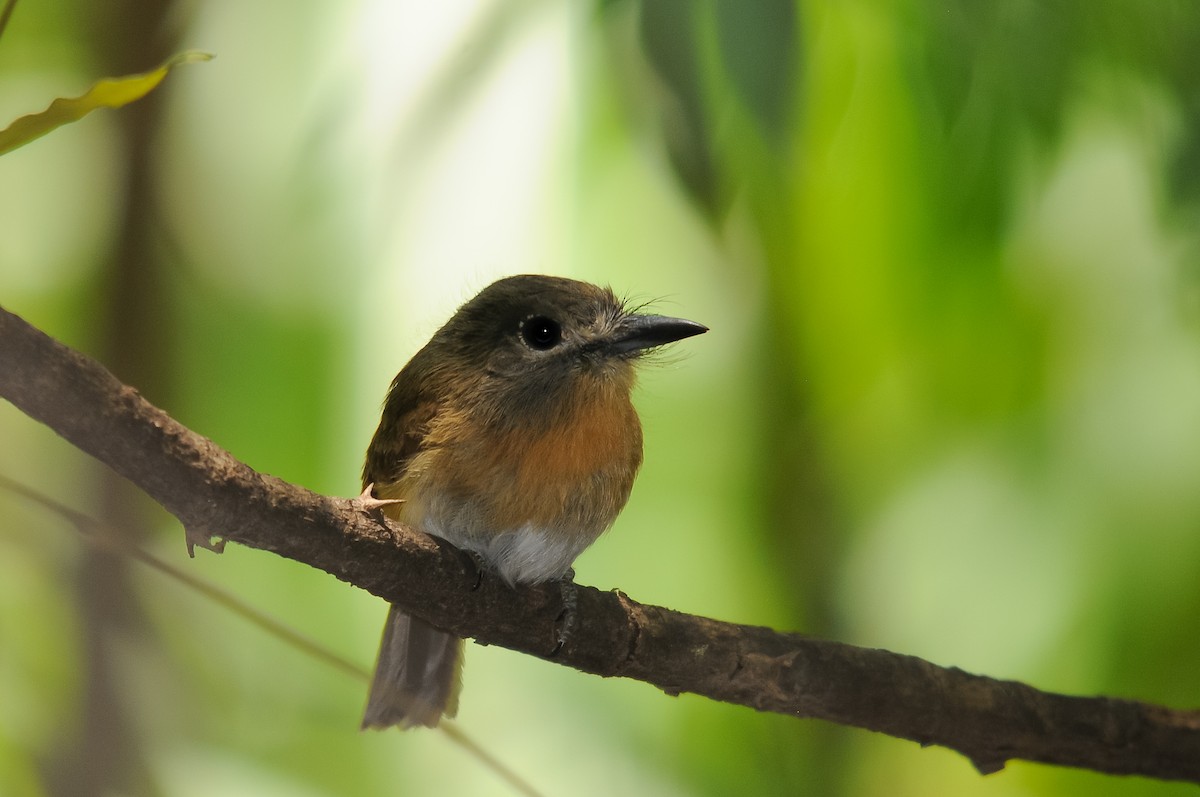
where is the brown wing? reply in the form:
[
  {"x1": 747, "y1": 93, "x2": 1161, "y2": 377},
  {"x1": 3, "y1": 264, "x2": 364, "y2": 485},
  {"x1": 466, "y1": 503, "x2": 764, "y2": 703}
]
[{"x1": 362, "y1": 386, "x2": 439, "y2": 492}]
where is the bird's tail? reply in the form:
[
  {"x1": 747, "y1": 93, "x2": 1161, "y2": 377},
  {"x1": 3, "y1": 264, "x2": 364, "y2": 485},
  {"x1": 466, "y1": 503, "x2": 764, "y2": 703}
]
[{"x1": 361, "y1": 605, "x2": 463, "y2": 729}]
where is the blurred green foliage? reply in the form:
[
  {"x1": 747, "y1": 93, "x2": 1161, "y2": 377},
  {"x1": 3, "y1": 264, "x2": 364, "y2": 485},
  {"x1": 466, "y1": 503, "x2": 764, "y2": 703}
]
[{"x1": 3, "y1": 1, "x2": 1200, "y2": 795}]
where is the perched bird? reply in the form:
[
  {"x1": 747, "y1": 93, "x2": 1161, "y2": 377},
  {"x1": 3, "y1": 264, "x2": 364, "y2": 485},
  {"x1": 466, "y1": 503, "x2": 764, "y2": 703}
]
[{"x1": 360, "y1": 274, "x2": 706, "y2": 729}]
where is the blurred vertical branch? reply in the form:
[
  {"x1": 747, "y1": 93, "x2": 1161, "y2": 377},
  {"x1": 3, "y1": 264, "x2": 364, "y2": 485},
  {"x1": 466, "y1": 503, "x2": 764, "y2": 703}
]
[
  {"x1": 602, "y1": 0, "x2": 862, "y2": 793},
  {"x1": 40, "y1": 2, "x2": 181, "y2": 795},
  {"x1": 0, "y1": 0, "x2": 18, "y2": 41},
  {"x1": 623, "y1": 0, "x2": 833, "y2": 628}
]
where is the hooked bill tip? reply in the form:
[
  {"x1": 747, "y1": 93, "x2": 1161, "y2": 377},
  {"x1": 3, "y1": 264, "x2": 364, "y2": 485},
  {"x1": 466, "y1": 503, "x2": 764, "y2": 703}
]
[{"x1": 608, "y1": 314, "x2": 708, "y2": 355}]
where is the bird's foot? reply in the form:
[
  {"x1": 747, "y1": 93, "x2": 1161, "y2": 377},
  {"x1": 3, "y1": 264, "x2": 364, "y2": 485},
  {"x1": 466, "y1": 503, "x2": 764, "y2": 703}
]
[{"x1": 353, "y1": 483, "x2": 404, "y2": 513}]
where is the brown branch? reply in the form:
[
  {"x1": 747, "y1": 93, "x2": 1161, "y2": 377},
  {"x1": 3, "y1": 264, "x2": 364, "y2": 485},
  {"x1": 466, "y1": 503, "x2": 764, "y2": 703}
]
[{"x1": 2, "y1": 302, "x2": 1198, "y2": 783}]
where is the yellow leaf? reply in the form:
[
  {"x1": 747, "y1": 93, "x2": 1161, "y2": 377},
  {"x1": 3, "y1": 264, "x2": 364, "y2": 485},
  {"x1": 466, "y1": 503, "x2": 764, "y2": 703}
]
[{"x1": 0, "y1": 50, "x2": 213, "y2": 157}]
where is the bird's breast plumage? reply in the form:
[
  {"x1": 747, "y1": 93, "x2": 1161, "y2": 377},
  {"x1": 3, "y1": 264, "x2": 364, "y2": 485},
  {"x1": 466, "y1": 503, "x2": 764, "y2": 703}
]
[{"x1": 375, "y1": 376, "x2": 643, "y2": 585}]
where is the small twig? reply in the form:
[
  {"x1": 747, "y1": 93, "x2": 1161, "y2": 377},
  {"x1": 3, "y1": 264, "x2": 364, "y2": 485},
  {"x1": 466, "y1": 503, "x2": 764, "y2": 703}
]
[
  {"x1": 0, "y1": 473, "x2": 547, "y2": 797},
  {"x1": 0, "y1": 473, "x2": 365, "y2": 680}
]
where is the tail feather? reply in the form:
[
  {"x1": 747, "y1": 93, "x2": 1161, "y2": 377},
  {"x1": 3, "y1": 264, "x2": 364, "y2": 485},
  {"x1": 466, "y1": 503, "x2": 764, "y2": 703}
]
[{"x1": 362, "y1": 605, "x2": 463, "y2": 729}]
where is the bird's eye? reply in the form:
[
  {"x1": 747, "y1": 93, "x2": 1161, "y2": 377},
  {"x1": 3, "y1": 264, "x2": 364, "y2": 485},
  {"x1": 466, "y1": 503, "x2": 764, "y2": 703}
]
[{"x1": 520, "y1": 316, "x2": 562, "y2": 350}]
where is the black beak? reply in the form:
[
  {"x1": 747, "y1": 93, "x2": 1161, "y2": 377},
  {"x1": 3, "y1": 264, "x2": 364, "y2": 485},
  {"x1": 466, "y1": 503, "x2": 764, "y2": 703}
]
[{"x1": 607, "y1": 313, "x2": 708, "y2": 355}]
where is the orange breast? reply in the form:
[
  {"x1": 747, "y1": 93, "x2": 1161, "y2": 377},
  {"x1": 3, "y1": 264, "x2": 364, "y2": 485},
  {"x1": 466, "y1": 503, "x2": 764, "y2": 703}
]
[{"x1": 413, "y1": 379, "x2": 642, "y2": 538}]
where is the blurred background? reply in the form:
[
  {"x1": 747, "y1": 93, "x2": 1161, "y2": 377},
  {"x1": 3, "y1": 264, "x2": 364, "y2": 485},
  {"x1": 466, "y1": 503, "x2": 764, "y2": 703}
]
[{"x1": 2, "y1": 1, "x2": 1200, "y2": 795}]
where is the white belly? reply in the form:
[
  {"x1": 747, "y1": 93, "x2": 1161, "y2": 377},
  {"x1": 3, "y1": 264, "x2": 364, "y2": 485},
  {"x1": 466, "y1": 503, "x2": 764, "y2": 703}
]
[{"x1": 424, "y1": 518, "x2": 594, "y2": 585}]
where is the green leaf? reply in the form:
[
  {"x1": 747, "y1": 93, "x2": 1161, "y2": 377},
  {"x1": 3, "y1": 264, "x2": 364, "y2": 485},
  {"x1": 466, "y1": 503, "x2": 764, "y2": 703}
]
[
  {"x1": 638, "y1": 0, "x2": 723, "y2": 219},
  {"x1": 0, "y1": 50, "x2": 213, "y2": 157},
  {"x1": 714, "y1": 0, "x2": 798, "y2": 144}
]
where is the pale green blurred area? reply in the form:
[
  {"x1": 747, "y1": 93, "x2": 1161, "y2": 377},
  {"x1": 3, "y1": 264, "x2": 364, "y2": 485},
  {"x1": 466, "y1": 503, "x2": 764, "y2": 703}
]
[{"x1": 3, "y1": 1, "x2": 1200, "y2": 795}]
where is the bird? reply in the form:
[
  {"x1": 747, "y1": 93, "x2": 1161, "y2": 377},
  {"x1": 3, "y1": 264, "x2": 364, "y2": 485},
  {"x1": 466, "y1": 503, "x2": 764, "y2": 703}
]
[{"x1": 359, "y1": 274, "x2": 707, "y2": 729}]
